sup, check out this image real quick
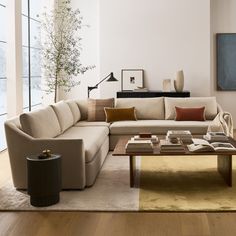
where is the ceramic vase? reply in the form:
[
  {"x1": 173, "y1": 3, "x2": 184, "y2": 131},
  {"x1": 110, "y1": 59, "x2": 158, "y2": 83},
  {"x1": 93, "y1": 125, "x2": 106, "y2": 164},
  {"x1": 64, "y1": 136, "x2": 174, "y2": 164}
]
[
  {"x1": 163, "y1": 79, "x2": 171, "y2": 92},
  {"x1": 174, "y1": 70, "x2": 184, "y2": 92}
]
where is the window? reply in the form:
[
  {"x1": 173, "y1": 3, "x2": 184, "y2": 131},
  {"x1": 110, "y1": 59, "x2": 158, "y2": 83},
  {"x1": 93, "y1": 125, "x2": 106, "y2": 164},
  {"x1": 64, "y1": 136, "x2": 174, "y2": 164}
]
[
  {"x1": 22, "y1": 0, "x2": 42, "y2": 112},
  {"x1": 0, "y1": 0, "x2": 7, "y2": 151}
]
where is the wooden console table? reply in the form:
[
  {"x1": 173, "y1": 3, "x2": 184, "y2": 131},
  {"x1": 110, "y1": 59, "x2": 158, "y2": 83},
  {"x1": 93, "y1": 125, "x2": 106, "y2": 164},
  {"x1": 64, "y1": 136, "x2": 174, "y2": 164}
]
[{"x1": 116, "y1": 90, "x2": 190, "y2": 98}]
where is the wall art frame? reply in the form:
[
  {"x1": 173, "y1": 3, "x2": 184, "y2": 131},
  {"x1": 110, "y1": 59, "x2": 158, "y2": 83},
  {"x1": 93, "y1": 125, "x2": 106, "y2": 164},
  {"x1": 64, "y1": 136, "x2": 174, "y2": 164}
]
[
  {"x1": 121, "y1": 69, "x2": 144, "y2": 91},
  {"x1": 217, "y1": 33, "x2": 236, "y2": 91}
]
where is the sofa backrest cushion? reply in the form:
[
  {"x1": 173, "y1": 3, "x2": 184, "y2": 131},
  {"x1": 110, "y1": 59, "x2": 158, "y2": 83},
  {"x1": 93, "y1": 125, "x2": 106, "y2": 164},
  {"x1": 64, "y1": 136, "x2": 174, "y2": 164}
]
[
  {"x1": 20, "y1": 106, "x2": 61, "y2": 138},
  {"x1": 115, "y1": 97, "x2": 165, "y2": 120},
  {"x1": 51, "y1": 101, "x2": 74, "y2": 132},
  {"x1": 66, "y1": 100, "x2": 81, "y2": 124},
  {"x1": 165, "y1": 97, "x2": 218, "y2": 120},
  {"x1": 87, "y1": 98, "x2": 115, "y2": 121},
  {"x1": 75, "y1": 99, "x2": 88, "y2": 120}
]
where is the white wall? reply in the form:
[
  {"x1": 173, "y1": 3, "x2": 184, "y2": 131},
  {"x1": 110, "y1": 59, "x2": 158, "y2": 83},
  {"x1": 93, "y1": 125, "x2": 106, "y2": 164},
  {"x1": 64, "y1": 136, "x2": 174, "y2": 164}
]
[
  {"x1": 210, "y1": 0, "x2": 236, "y2": 127},
  {"x1": 60, "y1": 0, "x2": 99, "y2": 100},
  {"x1": 99, "y1": 0, "x2": 211, "y2": 98}
]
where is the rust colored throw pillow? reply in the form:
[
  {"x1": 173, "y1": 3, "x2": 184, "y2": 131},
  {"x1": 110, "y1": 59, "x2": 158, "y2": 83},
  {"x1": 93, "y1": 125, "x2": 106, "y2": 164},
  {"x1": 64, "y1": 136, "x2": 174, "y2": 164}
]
[
  {"x1": 87, "y1": 98, "x2": 114, "y2": 121},
  {"x1": 104, "y1": 107, "x2": 137, "y2": 123},
  {"x1": 175, "y1": 106, "x2": 206, "y2": 121}
]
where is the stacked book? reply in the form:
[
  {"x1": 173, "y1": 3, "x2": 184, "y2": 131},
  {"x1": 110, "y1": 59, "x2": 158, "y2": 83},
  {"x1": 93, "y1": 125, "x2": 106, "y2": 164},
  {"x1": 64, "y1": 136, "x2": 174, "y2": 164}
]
[
  {"x1": 159, "y1": 139, "x2": 185, "y2": 153},
  {"x1": 166, "y1": 130, "x2": 193, "y2": 144},
  {"x1": 203, "y1": 132, "x2": 228, "y2": 142},
  {"x1": 132, "y1": 135, "x2": 159, "y2": 144},
  {"x1": 125, "y1": 140, "x2": 154, "y2": 153},
  {"x1": 133, "y1": 87, "x2": 149, "y2": 92}
]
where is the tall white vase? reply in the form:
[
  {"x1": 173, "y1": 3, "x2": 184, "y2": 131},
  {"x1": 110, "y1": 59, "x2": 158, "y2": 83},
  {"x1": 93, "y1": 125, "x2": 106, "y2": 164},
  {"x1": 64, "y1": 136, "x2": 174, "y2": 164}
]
[{"x1": 174, "y1": 70, "x2": 184, "y2": 92}]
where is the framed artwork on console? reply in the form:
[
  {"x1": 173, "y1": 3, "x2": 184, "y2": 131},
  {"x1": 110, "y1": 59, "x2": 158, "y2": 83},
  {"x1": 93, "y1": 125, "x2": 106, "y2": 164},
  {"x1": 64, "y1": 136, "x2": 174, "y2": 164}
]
[
  {"x1": 121, "y1": 69, "x2": 144, "y2": 91},
  {"x1": 217, "y1": 33, "x2": 236, "y2": 91}
]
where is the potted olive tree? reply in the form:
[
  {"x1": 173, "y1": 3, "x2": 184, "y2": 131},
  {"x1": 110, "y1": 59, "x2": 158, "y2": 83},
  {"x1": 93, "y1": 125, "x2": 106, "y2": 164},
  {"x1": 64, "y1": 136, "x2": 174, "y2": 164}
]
[{"x1": 41, "y1": 0, "x2": 94, "y2": 102}]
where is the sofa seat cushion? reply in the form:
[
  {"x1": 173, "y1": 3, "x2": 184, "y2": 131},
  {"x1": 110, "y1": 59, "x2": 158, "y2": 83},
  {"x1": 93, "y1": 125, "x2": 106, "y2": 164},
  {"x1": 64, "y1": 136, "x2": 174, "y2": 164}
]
[
  {"x1": 56, "y1": 126, "x2": 109, "y2": 163},
  {"x1": 109, "y1": 120, "x2": 213, "y2": 135},
  {"x1": 51, "y1": 101, "x2": 74, "y2": 132},
  {"x1": 74, "y1": 121, "x2": 110, "y2": 127},
  {"x1": 115, "y1": 97, "x2": 164, "y2": 120},
  {"x1": 20, "y1": 106, "x2": 61, "y2": 138}
]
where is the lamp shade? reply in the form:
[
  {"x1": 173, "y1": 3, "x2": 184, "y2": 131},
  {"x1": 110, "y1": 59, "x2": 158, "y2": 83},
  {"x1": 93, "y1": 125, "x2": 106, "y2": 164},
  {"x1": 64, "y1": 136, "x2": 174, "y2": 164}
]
[{"x1": 106, "y1": 72, "x2": 118, "y2": 82}]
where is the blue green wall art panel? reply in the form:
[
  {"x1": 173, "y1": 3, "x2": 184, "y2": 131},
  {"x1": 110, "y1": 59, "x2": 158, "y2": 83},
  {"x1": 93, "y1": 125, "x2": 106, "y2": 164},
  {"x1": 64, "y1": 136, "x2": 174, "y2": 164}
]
[{"x1": 217, "y1": 33, "x2": 236, "y2": 91}]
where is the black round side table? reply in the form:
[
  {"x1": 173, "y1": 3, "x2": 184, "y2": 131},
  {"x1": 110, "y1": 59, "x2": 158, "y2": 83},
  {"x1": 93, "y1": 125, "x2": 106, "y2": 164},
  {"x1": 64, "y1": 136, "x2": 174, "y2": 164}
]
[{"x1": 27, "y1": 154, "x2": 61, "y2": 207}]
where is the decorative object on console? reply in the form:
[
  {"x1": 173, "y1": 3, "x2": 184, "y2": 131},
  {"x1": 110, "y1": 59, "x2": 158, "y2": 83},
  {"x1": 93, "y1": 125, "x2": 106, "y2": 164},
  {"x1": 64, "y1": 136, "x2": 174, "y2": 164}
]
[
  {"x1": 174, "y1": 70, "x2": 184, "y2": 92},
  {"x1": 121, "y1": 69, "x2": 144, "y2": 91},
  {"x1": 216, "y1": 33, "x2": 236, "y2": 91},
  {"x1": 175, "y1": 106, "x2": 206, "y2": 121},
  {"x1": 104, "y1": 107, "x2": 137, "y2": 123},
  {"x1": 88, "y1": 72, "x2": 118, "y2": 98},
  {"x1": 87, "y1": 98, "x2": 114, "y2": 121},
  {"x1": 163, "y1": 79, "x2": 171, "y2": 92}
]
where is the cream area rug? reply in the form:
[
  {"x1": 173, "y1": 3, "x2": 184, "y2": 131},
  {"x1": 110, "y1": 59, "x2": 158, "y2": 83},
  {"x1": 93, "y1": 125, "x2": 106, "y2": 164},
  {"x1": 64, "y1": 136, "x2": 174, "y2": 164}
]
[
  {"x1": 0, "y1": 153, "x2": 139, "y2": 211},
  {"x1": 1, "y1": 152, "x2": 236, "y2": 211}
]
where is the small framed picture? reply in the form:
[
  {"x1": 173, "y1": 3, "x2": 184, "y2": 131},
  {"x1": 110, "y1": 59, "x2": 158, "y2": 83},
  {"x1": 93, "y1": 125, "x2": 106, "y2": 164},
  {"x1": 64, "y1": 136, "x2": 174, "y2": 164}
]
[{"x1": 121, "y1": 69, "x2": 144, "y2": 91}]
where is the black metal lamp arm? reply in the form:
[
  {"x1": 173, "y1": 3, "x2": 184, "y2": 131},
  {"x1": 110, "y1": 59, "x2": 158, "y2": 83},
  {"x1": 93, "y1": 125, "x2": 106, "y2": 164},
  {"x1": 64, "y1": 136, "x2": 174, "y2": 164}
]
[{"x1": 88, "y1": 73, "x2": 112, "y2": 98}]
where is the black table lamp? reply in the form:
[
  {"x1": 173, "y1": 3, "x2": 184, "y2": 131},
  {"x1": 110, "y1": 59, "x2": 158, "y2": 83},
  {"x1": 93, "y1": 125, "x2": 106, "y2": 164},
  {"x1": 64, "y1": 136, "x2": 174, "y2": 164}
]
[{"x1": 88, "y1": 72, "x2": 118, "y2": 98}]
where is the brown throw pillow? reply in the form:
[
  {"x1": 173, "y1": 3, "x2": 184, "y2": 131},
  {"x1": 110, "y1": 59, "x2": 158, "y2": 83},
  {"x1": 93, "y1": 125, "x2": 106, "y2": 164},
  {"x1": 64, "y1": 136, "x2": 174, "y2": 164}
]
[
  {"x1": 104, "y1": 107, "x2": 137, "y2": 123},
  {"x1": 87, "y1": 98, "x2": 114, "y2": 121},
  {"x1": 175, "y1": 106, "x2": 205, "y2": 121}
]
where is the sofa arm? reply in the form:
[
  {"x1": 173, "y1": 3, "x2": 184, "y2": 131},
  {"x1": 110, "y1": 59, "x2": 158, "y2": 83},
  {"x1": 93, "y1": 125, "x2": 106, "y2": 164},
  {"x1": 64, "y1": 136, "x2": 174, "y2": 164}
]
[
  {"x1": 5, "y1": 121, "x2": 86, "y2": 189},
  {"x1": 31, "y1": 138, "x2": 86, "y2": 189}
]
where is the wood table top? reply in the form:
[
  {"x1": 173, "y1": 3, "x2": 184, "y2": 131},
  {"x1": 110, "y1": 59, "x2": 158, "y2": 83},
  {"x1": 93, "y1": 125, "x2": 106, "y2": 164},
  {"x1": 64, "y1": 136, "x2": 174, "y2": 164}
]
[{"x1": 112, "y1": 136, "x2": 236, "y2": 156}]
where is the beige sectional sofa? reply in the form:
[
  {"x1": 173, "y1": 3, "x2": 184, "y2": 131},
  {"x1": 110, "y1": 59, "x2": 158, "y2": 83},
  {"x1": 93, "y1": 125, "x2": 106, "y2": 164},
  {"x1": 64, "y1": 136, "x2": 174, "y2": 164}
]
[{"x1": 5, "y1": 97, "x2": 229, "y2": 190}]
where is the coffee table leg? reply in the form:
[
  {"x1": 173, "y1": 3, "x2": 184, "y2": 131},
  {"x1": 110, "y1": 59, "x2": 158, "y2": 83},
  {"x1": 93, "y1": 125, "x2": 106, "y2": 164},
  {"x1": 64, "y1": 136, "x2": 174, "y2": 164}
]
[
  {"x1": 217, "y1": 154, "x2": 232, "y2": 187},
  {"x1": 129, "y1": 155, "x2": 136, "y2": 187}
]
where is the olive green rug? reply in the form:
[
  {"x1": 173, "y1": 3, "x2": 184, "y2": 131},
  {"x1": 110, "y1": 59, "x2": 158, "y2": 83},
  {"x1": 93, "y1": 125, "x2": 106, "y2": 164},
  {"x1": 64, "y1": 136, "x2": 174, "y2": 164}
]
[{"x1": 139, "y1": 155, "x2": 236, "y2": 211}]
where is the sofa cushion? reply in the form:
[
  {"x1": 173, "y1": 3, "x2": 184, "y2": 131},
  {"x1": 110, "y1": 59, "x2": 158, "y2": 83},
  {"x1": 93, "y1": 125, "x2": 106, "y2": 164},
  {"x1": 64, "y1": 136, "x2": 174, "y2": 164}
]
[
  {"x1": 51, "y1": 101, "x2": 74, "y2": 132},
  {"x1": 66, "y1": 100, "x2": 81, "y2": 124},
  {"x1": 115, "y1": 97, "x2": 164, "y2": 120},
  {"x1": 110, "y1": 120, "x2": 213, "y2": 135},
  {"x1": 104, "y1": 107, "x2": 137, "y2": 122},
  {"x1": 75, "y1": 99, "x2": 88, "y2": 120},
  {"x1": 74, "y1": 121, "x2": 110, "y2": 128},
  {"x1": 175, "y1": 106, "x2": 205, "y2": 121},
  {"x1": 87, "y1": 98, "x2": 115, "y2": 121},
  {"x1": 165, "y1": 97, "x2": 218, "y2": 120},
  {"x1": 20, "y1": 106, "x2": 61, "y2": 138},
  {"x1": 56, "y1": 126, "x2": 109, "y2": 163}
]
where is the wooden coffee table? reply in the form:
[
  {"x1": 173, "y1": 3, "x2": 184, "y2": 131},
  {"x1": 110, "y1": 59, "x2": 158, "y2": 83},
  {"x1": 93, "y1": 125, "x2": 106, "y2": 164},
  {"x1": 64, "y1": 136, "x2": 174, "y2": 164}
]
[{"x1": 112, "y1": 137, "x2": 236, "y2": 188}]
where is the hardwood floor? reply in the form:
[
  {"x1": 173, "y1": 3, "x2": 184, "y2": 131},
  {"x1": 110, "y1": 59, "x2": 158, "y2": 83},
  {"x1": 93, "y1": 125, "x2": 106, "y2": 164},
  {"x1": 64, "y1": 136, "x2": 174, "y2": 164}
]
[
  {"x1": 1, "y1": 131, "x2": 236, "y2": 236},
  {"x1": 0, "y1": 212, "x2": 236, "y2": 236}
]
